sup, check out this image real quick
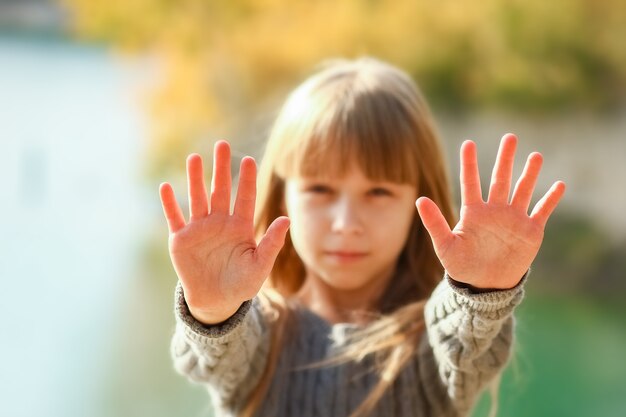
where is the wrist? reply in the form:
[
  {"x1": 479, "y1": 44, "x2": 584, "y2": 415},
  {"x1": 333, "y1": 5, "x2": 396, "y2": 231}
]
[
  {"x1": 188, "y1": 304, "x2": 242, "y2": 325},
  {"x1": 447, "y1": 270, "x2": 528, "y2": 294}
]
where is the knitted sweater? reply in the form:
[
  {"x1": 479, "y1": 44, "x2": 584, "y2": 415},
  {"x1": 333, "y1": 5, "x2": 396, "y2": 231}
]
[{"x1": 171, "y1": 275, "x2": 524, "y2": 417}]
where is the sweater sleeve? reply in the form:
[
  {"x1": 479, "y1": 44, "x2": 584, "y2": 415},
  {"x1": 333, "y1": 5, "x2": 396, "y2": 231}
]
[
  {"x1": 420, "y1": 272, "x2": 526, "y2": 415},
  {"x1": 170, "y1": 282, "x2": 271, "y2": 412}
]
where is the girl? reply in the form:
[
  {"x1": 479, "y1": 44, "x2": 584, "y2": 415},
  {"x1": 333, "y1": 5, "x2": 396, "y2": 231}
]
[{"x1": 159, "y1": 57, "x2": 565, "y2": 417}]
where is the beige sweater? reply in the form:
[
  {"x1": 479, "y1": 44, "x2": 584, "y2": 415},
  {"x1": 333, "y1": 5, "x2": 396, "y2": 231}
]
[{"x1": 171, "y1": 275, "x2": 525, "y2": 416}]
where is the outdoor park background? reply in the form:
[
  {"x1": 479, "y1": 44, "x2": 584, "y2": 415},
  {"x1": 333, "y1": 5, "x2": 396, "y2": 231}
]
[{"x1": 1, "y1": 0, "x2": 625, "y2": 416}]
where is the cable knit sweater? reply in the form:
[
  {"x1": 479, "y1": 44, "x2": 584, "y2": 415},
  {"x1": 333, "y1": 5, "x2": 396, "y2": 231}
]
[{"x1": 170, "y1": 274, "x2": 525, "y2": 417}]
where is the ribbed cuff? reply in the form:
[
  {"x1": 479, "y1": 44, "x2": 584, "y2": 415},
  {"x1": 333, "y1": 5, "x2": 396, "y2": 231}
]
[
  {"x1": 444, "y1": 271, "x2": 527, "y2": 314},
  {"x1": 174, "y1": 281, "x2": 253, "y2": 339}
]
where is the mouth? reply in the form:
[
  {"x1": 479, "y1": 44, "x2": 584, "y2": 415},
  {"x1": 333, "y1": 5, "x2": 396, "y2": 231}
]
[{"x1": 323, "y1": 250, "x2": 369, "y2": 262}]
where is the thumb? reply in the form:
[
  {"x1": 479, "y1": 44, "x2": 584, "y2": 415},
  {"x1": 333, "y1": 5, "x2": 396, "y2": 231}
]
[
  {"x1": 255, "y1": 216, "x2": 291, "y2": 270},
  {"x1": 415, "y1": 197, "x2": 452, "y2": 251}
]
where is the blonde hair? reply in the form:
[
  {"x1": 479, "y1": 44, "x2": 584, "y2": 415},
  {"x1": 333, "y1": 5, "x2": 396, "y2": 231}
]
[{"x1": 245, "y1": 57, "x2": 457, "y2": 417}]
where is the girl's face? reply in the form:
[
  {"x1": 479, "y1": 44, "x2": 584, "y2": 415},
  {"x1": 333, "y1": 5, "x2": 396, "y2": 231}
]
[{"x1": 284, "y1": 162, "x2": 417, "y2": 295}]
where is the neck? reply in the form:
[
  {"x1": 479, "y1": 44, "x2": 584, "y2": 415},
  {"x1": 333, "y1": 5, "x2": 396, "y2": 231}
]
[{"x1": 295, "y1": 269, "x2": 395, "y2": 325}]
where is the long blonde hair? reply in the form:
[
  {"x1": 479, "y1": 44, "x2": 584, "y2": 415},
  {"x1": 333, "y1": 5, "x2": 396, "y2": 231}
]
[{"x1": 245, "y1": 57, "x2": 457, "y2": 417}]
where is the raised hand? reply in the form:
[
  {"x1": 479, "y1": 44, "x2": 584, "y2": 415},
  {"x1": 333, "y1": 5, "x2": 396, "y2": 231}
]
[
  {"x1": 416, "y1": 133, "x2": 566, "y2": 290},
  {"x1": 159, "y1": 141, "x2": 290, "y2": 324}
]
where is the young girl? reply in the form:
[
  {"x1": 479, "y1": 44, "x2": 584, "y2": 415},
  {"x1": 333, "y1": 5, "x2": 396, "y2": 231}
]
[{"x1": 159, "y1": 57, "x2": 565, "y2": 417}]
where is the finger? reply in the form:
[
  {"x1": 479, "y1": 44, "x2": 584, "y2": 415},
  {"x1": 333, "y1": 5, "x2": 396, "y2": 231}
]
[
  {"x1": 488, "y1": 133, "x2": 517, "y2": 204},
  {"x1": 233, "y1": 156, "x2": 257, "y2": 220},
  {"x1": 255, "y1": 216, "x2": 291, "y2": 271},
  {"x1": 530, "y1": 181, "x2": 566, "y2": 228},
  {"x1": 186, "y1": 153, "x2": 209, "y2": 219},
  {"x1": 159, "y1": 182, "x2": 186, "y2": 233},
  {"x1": 416, "y1": 197, "x2": 453, "y2": 251},
  {"x1": 210, "y1": 140, "x2": 232, "y2": 214},
  {"x1": 510, "y1": 152, "x2": 543, "y2": 211},
  {"x1": 460, "y1": 140, "x2": 483, "y2": 205}
]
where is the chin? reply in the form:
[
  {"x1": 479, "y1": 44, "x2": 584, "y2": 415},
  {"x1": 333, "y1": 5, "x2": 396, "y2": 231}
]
[{"x1": 321, "y1": 276, "x2": 372, "y2": 292}]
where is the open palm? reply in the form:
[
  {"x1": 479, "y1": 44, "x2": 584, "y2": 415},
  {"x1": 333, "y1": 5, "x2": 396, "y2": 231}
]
[
  {"x1": 416, "y1": 134, "x2": 566, "y2": 290},
  {"x1": 159, "y1": 141, "x2": 290, "y2": 324}
]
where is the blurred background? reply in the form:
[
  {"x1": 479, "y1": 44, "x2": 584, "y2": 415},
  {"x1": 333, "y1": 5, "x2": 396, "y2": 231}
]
[{"x1": 1, "y1": 0, "x2": 625, "y2": 416}]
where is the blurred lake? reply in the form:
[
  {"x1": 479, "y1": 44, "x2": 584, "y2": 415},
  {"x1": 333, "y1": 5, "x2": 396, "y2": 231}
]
[
  {"x1": 1, "y1": 35, "x2": 624, "y2": 417},
  {"x1": 0, "y1": 34, "x2": 162, "y2": 417}
]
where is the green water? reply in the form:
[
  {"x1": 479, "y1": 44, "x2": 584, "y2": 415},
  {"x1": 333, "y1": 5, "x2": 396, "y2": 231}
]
[{"x1": 472, "y1": 294, "x2": 626, "y2": 417}]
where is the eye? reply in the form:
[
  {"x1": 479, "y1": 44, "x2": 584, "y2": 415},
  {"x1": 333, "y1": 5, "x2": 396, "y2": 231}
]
[
  {"x1": 368, "y1": 187, "x2": 392, "y2": 197},
  {"x1": 305, "y1": 184, "x2": 333, "y2": 194}
]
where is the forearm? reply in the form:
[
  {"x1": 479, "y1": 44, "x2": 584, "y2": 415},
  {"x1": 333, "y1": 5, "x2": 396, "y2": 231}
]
[
  {"x1": 171, "y1": 282, "x2": 271, "y2": 408},
  {"x1": 423, "y1": 272, "x2": 525, "y2": 411}
]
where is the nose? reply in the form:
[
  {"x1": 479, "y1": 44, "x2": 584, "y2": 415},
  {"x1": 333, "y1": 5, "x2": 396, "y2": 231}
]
[{"x1": 330, "y1": 195, "x2": 364, "y2": 235}]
